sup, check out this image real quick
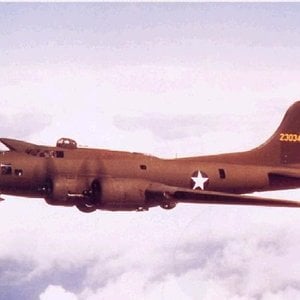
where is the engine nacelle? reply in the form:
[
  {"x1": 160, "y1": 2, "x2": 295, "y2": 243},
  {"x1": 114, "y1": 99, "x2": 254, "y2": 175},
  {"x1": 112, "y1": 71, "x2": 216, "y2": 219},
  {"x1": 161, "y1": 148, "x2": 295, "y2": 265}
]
[
  {"x1": 42, "y1": 177, "x2": 159, "y2": 212},
  {"x1": 43, "y1": 176, "x2": 89, "y2": 207},
  {"x1": 98, "y1": 178, "x2": 155, "y2": 211}
]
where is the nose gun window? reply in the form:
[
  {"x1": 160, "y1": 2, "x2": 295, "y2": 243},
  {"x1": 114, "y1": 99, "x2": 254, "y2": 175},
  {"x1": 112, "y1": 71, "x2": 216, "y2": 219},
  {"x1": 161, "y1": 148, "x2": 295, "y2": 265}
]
[{"x1": 1, "y1": 164, "x2": 12, "y2": 175}]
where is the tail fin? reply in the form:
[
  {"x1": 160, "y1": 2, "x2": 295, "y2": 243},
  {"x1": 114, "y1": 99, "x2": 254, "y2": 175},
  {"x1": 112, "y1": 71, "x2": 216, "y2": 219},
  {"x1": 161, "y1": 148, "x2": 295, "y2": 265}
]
[{"x1": 253, "y1": 101, "x2": 300, "y2": 165}]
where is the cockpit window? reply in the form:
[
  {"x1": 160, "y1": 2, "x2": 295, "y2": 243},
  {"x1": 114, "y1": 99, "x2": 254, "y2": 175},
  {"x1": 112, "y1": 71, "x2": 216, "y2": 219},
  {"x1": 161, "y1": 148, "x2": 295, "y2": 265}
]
[
  {"x1": 26, "y1": 149, "x2": 40, "y2": 156},
  {"x1": 1, "y1": 163, "x2": 12, "y2": 175},
  {"x1": 25, "y1": 149, "x2": 64, "y2": 158}
]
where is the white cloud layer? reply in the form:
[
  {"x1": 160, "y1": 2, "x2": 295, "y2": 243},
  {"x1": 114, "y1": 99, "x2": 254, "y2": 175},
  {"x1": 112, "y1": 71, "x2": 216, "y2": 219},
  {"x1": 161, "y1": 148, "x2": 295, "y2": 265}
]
[{"x1": 39, "y1": 285, "x2": 78, "y2": 300}]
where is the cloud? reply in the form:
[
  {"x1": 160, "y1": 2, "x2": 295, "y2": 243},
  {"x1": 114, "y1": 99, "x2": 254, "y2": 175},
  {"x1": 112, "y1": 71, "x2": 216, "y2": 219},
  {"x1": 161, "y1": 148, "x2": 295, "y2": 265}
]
[
  {"x1": 39, "y1": 285, "x2": 78, "y2": 300},
  {"x1": 0, "y1": 112, "x2": 51, "y2": 140},
  {"x1": 113, "y1": 112, "x2": 267, "y2": 140},
  {"x1": 1, "y1": 201, "x2": 300, "y2": 300}
]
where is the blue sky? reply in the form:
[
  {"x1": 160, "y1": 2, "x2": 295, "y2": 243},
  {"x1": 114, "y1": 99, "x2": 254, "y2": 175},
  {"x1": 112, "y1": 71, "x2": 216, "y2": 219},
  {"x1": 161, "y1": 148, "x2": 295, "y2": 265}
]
[
  {"x1": 3, "y1": 3, "x2": 300, "y2": 67},
  {"x1": 1, "y1": 3, "x2": 300, "y2": 300}
]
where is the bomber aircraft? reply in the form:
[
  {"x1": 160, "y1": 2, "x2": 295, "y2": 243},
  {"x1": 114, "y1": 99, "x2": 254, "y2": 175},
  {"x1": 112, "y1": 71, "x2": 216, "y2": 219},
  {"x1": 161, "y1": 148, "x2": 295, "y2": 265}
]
[{"x1": 1, "y1": 102, "x2": 300, "y2": 212}]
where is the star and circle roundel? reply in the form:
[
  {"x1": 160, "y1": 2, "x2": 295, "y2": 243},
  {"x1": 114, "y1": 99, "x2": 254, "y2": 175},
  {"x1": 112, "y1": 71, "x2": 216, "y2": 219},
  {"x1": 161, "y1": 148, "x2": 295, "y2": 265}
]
[{"x1": 190, "y1": 170, "x2": 209, "y2": 190}]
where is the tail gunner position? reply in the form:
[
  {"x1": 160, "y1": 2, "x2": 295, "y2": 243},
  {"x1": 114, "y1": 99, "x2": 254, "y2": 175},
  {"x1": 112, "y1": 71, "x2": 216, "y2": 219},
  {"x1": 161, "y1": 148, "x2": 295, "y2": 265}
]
[{"x1": 1, "y1": 102, "x2": 300, "y2": 213}]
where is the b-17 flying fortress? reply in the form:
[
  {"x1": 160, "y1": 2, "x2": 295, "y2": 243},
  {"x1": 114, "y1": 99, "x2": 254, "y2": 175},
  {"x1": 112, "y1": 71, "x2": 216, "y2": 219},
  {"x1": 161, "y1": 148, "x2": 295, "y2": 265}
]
[{"x1": 1, "y1": 102, "x2": 300, "y2": 212}]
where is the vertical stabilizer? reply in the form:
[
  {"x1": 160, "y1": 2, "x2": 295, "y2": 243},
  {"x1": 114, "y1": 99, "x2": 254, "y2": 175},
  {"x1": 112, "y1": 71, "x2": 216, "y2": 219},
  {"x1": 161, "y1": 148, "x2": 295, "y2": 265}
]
[{"x1": 253, "y1": 101, "x2": 300, "y2": 165}]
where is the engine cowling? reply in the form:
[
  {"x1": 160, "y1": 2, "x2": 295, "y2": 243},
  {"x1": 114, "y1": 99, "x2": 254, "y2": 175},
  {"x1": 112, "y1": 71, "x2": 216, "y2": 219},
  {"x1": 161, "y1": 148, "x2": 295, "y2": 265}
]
[
  {"x1": 42, "y1": 176, "x2": 99, "y2": 212},
  {"x1": 95, "y1": 178, "x2": 157, "y2": 211}
]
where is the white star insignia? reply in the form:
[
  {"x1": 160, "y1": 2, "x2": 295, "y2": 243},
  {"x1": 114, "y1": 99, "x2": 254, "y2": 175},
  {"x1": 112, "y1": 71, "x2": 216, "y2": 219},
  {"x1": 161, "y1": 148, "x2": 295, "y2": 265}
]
[{"x1": 191, "y1": 171, "x2": 209, "y2": 190}]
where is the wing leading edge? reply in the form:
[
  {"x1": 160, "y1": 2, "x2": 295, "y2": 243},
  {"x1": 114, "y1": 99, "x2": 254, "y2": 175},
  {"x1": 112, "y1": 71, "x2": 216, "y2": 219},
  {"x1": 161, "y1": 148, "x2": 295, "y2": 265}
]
[{"x1": 145, "y1": 184, "x2": 300, "y2": 208}]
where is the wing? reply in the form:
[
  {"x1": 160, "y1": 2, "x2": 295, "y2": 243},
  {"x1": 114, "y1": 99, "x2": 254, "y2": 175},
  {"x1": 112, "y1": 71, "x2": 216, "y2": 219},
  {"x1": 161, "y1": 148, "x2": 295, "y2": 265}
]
[
  {"x1": 145, "y1": 184, "x2": 300, "y2": 208},
  {"x1": 269, "y1": 170, "x2": 300, "y2": 179}
]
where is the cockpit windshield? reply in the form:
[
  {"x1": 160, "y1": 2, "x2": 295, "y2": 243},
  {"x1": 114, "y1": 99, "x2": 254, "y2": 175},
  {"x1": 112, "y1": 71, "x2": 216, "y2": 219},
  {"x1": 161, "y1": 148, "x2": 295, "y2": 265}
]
[
  {"x1": 25, "y1": 149, "x2": 64, "y2": 158},
  {"x1": 25, "y1": 138, "x2": 77, "y2": 158}
]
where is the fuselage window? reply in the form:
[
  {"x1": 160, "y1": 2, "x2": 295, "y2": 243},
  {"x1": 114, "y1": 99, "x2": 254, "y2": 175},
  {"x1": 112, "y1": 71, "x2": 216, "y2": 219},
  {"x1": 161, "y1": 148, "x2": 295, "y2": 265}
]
[
  {"x1": 56, "y1": 151, "x2": 64, "y2": 158},
  {"x1": 219, "y1": 168, "x2": 226, "y2": 179},
  {"x1": 140, "y1": 164, "x2": 147, "y2": 170},
  {"x1": 1, "y1": 164, "x2": 12, "y2": 175},
  {"x1": 15, "y1": 169, "x2": 23, "y2": 176}
]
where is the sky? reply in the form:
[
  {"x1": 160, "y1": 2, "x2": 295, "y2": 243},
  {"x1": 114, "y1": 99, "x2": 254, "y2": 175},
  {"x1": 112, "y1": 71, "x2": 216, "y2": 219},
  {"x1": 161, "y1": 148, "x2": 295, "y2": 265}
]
[{"x1": 1, "y1": 3, "x2": 300, "y2": 300}]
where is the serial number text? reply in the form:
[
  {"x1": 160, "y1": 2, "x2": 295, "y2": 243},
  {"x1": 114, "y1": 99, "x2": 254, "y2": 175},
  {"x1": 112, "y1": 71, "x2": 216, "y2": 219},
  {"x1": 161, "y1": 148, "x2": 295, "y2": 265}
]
[{"x1": 279, "y1": 133, "x2": 300, "y2": 142}]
